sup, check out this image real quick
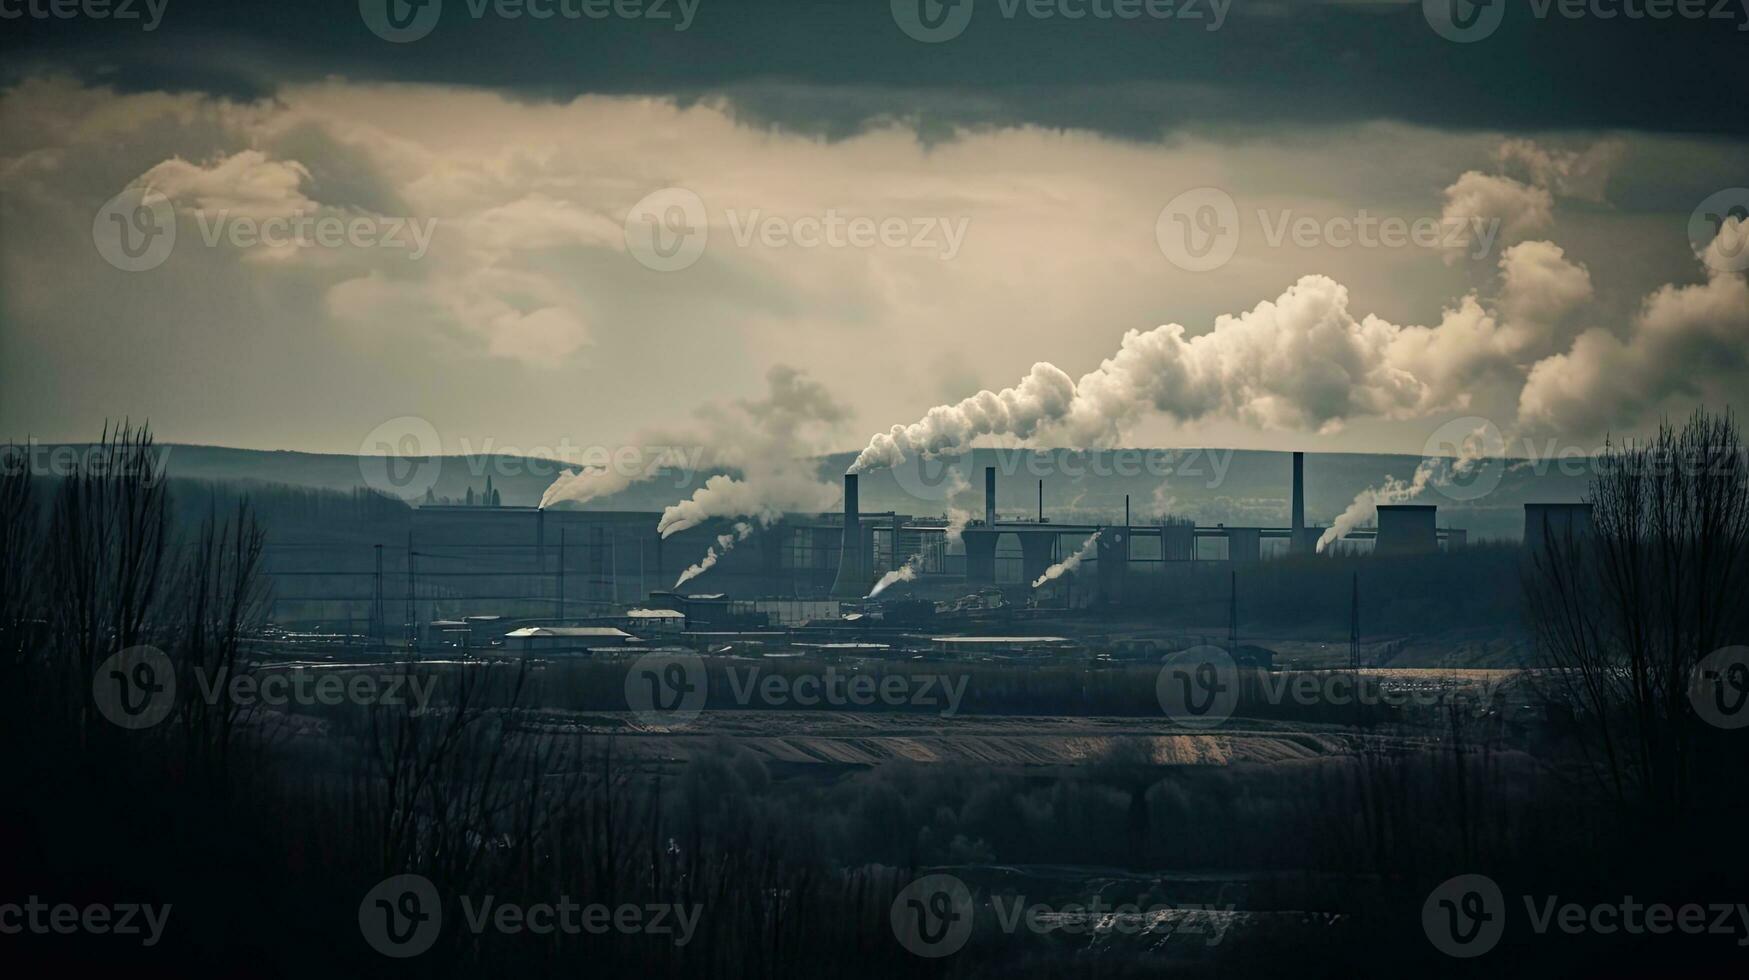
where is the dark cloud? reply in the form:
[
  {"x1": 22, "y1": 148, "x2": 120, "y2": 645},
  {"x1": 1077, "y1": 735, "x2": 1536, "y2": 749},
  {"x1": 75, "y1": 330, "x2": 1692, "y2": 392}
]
[{"x1": 4, "y1": 0, "x2": 1745, "y2": 138}]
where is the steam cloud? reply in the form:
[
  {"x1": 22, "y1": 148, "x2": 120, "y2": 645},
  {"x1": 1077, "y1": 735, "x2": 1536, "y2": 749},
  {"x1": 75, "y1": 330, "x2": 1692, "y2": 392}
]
[
  {"x1": 866, "y1": 554, "x2": 925, "y2": 599},
  {"x1": 673, "y1": 521, "x2": 753, "y2": 589},
  {"x1": 848, "y1": 267, "x2": 1594, "y2": 475},
  {"x1": 1032, "y1": 531, "x2": 1102, "y2": 589},
  {"x1": 542, "y1": 365, "x2": 849, "y2": 512}
]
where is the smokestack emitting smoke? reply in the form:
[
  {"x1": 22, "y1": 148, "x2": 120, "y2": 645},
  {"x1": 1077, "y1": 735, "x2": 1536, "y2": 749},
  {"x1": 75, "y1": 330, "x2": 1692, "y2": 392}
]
[
  {"x1": 1315, "y1": 422, "x2": 1498, "y2": 552},
  {"x1": 1316, "y1": 461, "x2": 1439, "y2": 553},
  {"x1": 866, "y1": 554, "x2": 925, "y2": 599},
  {"x1": 541, "y1": 366, "x2": 847, "y2": 537},
  {"x1": 846, "y1": 274, "x2": 1566, "y2": 476},
  {"x1": 673, "y1": 521, "x2": 753, "y2": 589},
  {"x1": 1032, "y1": 531, "x2": 1102, "y2": 588}
]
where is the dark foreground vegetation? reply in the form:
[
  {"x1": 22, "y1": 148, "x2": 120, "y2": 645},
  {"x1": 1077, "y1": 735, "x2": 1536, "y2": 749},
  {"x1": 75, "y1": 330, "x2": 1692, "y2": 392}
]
[{"x1": 4, "y1": 413, "x2": 1748, "y2": 977}]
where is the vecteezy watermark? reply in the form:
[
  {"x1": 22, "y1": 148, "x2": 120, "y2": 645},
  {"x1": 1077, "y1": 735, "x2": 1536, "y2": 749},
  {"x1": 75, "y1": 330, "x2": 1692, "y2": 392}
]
[
  {"x1": 0, "y1": 898, "x2": 172, "y2": 947},
  {"x1": 890, "y1": 0, "x2": 1230, "y2": 43},
  {"x1": 360, "y1": 0, "x2": 698, "y2": 43},
  {"x1": 1156, "y1": 645, "x2": 1240, "y2": 728},
  {"x1": 357, "y1": 875, "x2": 701, "y2": 957},
  {"x1": 356, "y1": 417, "x2": 711, "y2": 501},
  {"x1": 1157, "y1": 189, "x2": 1503, "y2": 272},
  {"x1": 622, "y1": 187, "x2": 972, "y2": 272},
  {"x1": 1420, "y1": 416, "x2": 1508, "y2": 503},
  {"x1": 623, "y1": 653, "x2": 970, "y2": 726},
  {"x1": 892, "y1": 447, "x2": 1237, "y2": 503},
  {"x1": 1690, "y1": 646, "x2": 1749, "y2": 730},
  {"x1": 1425, "y1": 0, "x2": 1749, "y2": 42},
  {"x1": 93, "y1": 186, "x2": 176, "y2": 273},
  {"x1": 190, "y1": 210, "x2": 437, "y2": 259},
  {"x1": 1690, "y1": 189, "x2": 1749, "y2": 274},
  {"x1": 624, "y1": 652, "x2": 708, "y2": 728},
  {"x1": 889, "y1": 873, "x2": 1234, "y2": 958},
  {"x1": 92, "y1": 647, "x2": 440, "y2": 730},
  {"x1": 724, "y1": 665, "x2": 969, "y2": 717},
  {"x1": 1156, "y1": 647, "x2": 1510, "y2": 728},
  {"x1": 92, "y1": 186, "x2": 438, "y2": 272},
  {"x1": 1423, "y1": 874, "x2": 1507, "y2": 957},
  {"x1": 0, "y1": 0, "x2": 167, "y2": 29},
  {"x1": 891, "y1": 874, "x2": 977, "y2": 958},
  {"x1": 0, "y1": 441, "x2": 173, "y2": 483},
  {"x1": 1423, "y1": 874, "x2": 1749, "y2": 957},
  {"x1": 359, "y1": 875, "x2": 443, "y2": 957},
  {"x1": 92, "y1": 647, "x2": 178, "y2": 730}
]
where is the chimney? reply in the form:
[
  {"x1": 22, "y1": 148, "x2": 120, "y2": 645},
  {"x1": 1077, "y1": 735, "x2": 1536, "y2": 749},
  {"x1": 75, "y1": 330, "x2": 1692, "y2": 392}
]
[
  {"x1": 984, "y1": 466, "x2": 997, "y2": 527},
  {"x1": 1291, "y1": 451, "x2": 1306, "y2": 554},
  {"x1": 829, "y1": 473, "x2": 865, "y2": 597}
]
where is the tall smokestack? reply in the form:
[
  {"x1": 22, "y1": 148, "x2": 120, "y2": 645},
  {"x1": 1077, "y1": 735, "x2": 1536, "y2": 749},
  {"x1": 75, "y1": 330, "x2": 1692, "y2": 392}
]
[
  {"x1": 830, "y1": 473, "x2": 864, "y2": 597},
  {"x1": 1291, "y1": 451, "x2": 1306, "y2": 554},
  {"x1": 985, "y1": 466, "x2": 997, "y2": 527}
]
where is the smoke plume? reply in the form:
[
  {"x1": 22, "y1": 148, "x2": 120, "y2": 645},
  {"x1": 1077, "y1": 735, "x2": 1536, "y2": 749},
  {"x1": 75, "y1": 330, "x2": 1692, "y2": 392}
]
[
  {"x1": 1032, "y1": 531, "x2": 1102, "y2": 588},
  {"x1": 542, "y1": 365, "x2": 849, "y2": 510},
  {"x1": 867, "y1": 554, "x2": 926, "y2": 599},
  {"x1": 848, "y1": 274, "x2": 1565, "y2": 475},
  {"x1": 673, "y1": 521, "x2": 753, "y2": 589}
]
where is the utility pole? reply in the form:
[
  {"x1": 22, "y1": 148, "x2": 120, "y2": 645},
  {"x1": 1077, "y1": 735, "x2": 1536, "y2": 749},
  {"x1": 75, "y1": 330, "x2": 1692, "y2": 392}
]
[
  {"x1": 371, "y1": 543, "x2": 384, "y2": 648},
  {"x1": 1227, "y1": 569, "x2": 1238, "y2": 654},
  {"x1": 405, "y1": 532, "x2": 417, "y2": 653},
  {"x1": 1349, "y1": 572, "x2": 1361, "y2": 672},
  {"x1": 557, "y1": 528, "x2": 566, "y2": 622}
]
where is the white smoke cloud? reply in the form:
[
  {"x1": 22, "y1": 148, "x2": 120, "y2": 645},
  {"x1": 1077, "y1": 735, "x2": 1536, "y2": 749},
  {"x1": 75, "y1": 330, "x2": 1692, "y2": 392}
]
[
  {"x1": 852, "y1": 275, "x2": 1549, "y2": 472},
  {"x1": 849, "y1": 363, "x2": 1076, "y2": 473},
  {"x1": 867, "y1": 554, "x2": 926, "y2": 599},
  {"x1": 542, "y1": 364, "x2": 849, "y2": 511},
  {"x1": 1316, "y1": 460, "x2": 1440, "y2": 553},
  {"x1": 673, "y1": 521, "x2": 754, "y2": 589},
  {"x1": 656, "y1": 471, "x2": 839, "y2": 538},
  {"x1": 1032, "y1": 531, "x2": 1102, "y2": 588}
]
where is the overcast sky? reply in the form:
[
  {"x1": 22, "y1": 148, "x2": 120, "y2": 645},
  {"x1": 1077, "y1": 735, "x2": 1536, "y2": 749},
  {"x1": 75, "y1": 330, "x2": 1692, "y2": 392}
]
[{"x1": 2, "y1": 0, "x2": 1746, "y2": 462}]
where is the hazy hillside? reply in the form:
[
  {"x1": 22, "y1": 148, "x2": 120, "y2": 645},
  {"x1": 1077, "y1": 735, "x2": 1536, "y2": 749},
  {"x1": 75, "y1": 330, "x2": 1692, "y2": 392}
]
[{"x1": 36, "y1": 443, "x2": 1594, "y2": 541}]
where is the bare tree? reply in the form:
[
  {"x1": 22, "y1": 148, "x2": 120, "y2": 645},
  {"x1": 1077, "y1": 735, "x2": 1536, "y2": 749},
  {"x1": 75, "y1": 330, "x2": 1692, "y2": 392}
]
[
  {"x1": 1525, "y1": 408, "x2": 1749, "y2": 822},
  {"x1": 45, "y1": 423, "x2": 172, "y2": 731},
  {"x1": 171, "y1": 496, "x2": 271, "y2": 781}
]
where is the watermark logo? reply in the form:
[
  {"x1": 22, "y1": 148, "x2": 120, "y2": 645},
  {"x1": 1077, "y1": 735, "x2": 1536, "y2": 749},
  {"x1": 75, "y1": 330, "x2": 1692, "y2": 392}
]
[
  {"x1": 1423, "y1": 873, "x2": 1506, "y2": 957},
  {"x1": 891, "y1": 873, "x2": 975, "y2": 958},
  {"x1": 359, "y1": 874, "x2": 443, "y2": 957},
  {"x1": 1690, "y1": 188, "x2": 1749, "y2": 274},
  {"x1": 1422, "y1": 416, "x2": 1507, "y2": 502},
  {"x1": 361, "y1": 0, "x2": 443, "y2": 42},
  {"x1": 359, "y1": 416, "x2": 444, "y2": 499},
  {"x1": 1155, "y1": 645, "x2": 1238, "y2": 728},
  {"x1": 0, "y1": 0, "x2": 168, "y2": 29},
  {"x1": 624, "y1": 652, "x2": 707, "y2": 727},
  {"x1": 891, "y1": 0, "x2": 975, "y2": 41},
  {"x1": 1691, "y1": 646, "x2": 1749, "y2": 730},
  {"x1": 625, "y1": 187, "x2": 709, "y2": 272},
  {"x1": 1424, "y1": 0, "x2": 1504, "y2": 42},
  {"x1": 91, "y1": 646, "x2": 177, "y2": 730},
  {"x1": 1157, "y1": 187, "x2": 1239, "y2": 273},
  {"x1": 93, "y1": 186, "x2": 176, "y2": 273},
  {"x1": 0, "y1": 898, "x2": 172, "y2": 946}
]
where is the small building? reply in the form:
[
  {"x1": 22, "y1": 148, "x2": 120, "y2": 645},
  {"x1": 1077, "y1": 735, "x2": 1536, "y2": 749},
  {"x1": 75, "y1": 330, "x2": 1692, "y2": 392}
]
[
  {"x1": 626, "y1": 608, "x2": 686, "y2": 633},
  {"x1": 503, "y1": 626, "x2": 637, "y2": 654},
  {"x1": 933, "y1": 635, "x2": 1074, "y2": 656}
]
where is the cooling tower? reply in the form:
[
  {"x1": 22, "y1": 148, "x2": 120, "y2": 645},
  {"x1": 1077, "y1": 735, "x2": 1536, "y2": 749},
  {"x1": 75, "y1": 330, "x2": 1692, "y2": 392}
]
[{"x1": 1375, "y1": 504, "x2": 1438, "y2": 555}]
